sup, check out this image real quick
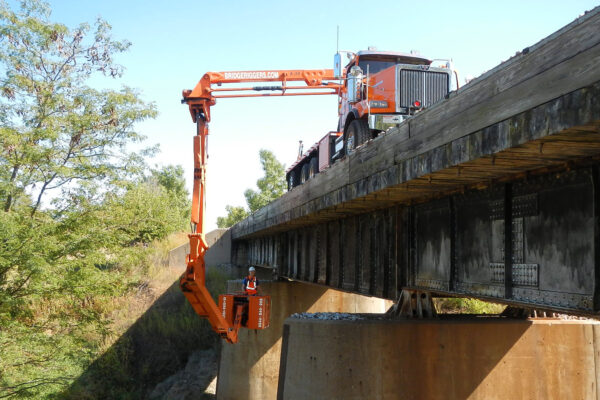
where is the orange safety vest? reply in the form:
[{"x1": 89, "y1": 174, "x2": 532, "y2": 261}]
[{"x1": 244, "y1": 276, "x2": 258, "y2": 295}]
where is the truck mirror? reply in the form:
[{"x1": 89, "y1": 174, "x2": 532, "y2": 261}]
[
  {"x1": 347, "y1": 66, "x2": 363, "y2": 103},
  {"x1": 333, "y1": 53, "x2": 342, "y2": 79},
  {"x1": 349, "y1": 65, "x2": 363, "y2": 76}
]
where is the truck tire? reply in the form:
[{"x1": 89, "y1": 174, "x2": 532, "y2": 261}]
[
  {"x1": 300, "y1": 163, "x2": 310, "y2": 184},
  {"x1": 288, "y1": 170, "x2": 297, "y2": 190},
  {"x1": 345, "y1": 119, "x2": 369, "y2": 155},
  {"x1": 308, "y1": 157, "x2": 318, "y2": 179}
]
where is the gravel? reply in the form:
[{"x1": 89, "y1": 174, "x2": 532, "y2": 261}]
[
  {"x1": 290, "y1": 312, "x2": 366, "y2": 321},
  {"x1": 289, "y1": 311, "x2": 596, "y2": 321}
]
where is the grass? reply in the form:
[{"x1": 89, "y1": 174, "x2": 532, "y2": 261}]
[
  {"x1": 0, "y1": 232, "x2": 230, "y2": 399},
  {"x1": 61, "y1": 234, "x2": 231, "y2": 399},
  {"x1": 434, "y1": 297, "x2": 506, "y2": 314}
]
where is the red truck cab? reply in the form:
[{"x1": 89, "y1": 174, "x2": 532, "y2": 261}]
[
  {"x1": 335, "y1": 49, "x2": 454, "y2": 156},
  {"x1": 286, "y1": 49, "x2": 455, "y2": 190}
]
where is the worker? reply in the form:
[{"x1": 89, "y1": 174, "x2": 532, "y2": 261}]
[{"x1": 242, "y1": 266, "x2": 260, "y2": 295}]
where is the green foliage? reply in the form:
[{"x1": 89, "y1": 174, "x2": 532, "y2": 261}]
[
  {"x1": 0, "y1": 1, "x2": 195, "y2": 398},
  {"x1": 62, "y1": 265, "x2": 228, "y2": 400},
  {"x1": 0, "y1": 181, "x2": 192, "y2": 398},
  {"x1": 216, "y1": 205, "x2": 249, "y2": 228},
  {"x1": 0, "y1": 0, "x2": 157, "y2": 216},
  {"x1": 217, "y1": 149, "x2": 286, "y2": 227},
  {"x1": 244, "y1": 149, "x2": 287, "y2": 213},
  {"x1": 101, "y1": 181, "x2": 188, "y2": 245},
  {"x1": 151, "y1": 165, "x2": 190, "y2": 221},
  {"x1": 434, "y1": 297, "x2": 506, "y2": 314}
]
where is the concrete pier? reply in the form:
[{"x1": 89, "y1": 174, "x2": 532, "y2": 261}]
[
  {"x1": 215, "y1": 280, "x2": 600, "y2": 399},
  {"x1": 278, "y1": 316, "x2": 600, "y2": 400},
  {"x1": 216, "y1": 281, "x2": 392, "y2": 400}
]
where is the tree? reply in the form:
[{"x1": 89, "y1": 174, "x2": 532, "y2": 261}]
[
  {"x1": 217, "y1": 149, "x2": 286, "y2": 228},
  {"x1": 0, "y1": 2, "x2": 163, "y2": 397},
  {"x1": 151, "y1": 165, "x2": 187, "y2": 200},
  {"x1": 216, "y1": 205, "x2": 249, "y2": 228},
  {"x1": 244, "y1": 149, "x2": 287, "y2": 212},
  {"x1": 0, "y1": 0, "x2": 160, "y2": 309},
  {"x1": 150, "y1": 164, "x2": 191, "y2": 222},
  {"x1": 0, "y1": 0, "x2": 157, "y2": 216},
  {"x1": 102, "y1": 180, "x2": 187, "y2": 245}
]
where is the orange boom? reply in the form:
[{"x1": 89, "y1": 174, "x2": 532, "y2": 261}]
[
  {"x1": 180, "y1": 69, "x2": 342, "y2": 344},
  {"x1": 180, "y1": 50, "x2": 456, "y2": 343}
]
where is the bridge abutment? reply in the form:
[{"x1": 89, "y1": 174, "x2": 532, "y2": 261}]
[
  {"x1": 216, "y1": 280, "x2": 391, "y2": 399},
  {"x1": 216, "y1": 281, "x2": 600, "y2": 399},
  {"x1": 278, "y1": 316, "x2": 600, "y2": 399}
]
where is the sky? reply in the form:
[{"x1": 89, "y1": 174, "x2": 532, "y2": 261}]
[{"x1": 33, "y1": 0, "x2": 600, "y2": 230}]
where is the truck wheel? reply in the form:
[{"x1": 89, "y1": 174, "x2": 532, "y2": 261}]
[
  {"x1": 288, "y1": 170, "x2": 297, "y2": 190},
  {"x1": 300, "y1": 163, "x2": 309, "y2": 184},
  {"x1": 345, "y1": 119, "x2": 369, "y2": 155},
  {"x1": 308, "y1": 157, "x2": 318, "y2": 179}
]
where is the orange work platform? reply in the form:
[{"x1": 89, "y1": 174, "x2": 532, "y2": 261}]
[{"x1": 219, "y1": 294, "x2": 271, "y2": 330}]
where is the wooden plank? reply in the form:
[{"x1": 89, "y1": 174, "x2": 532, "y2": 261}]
[
  {"x1": 348, "y1": 21, "x2": 600, "y2": 182},
  {"x1": 231, "y1": 17, "x2": 600, "y2": 240},
  {"x1": 407, "y1": 43, "x2": 600, "y2": 157}
]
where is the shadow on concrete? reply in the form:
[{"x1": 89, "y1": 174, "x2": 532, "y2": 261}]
[
  {"x1": 278, "y1": 315, "x2": 535, "y2": 399},
  {"x1": 216, "y1": 281, "x2": 389, "y2": 400},
  {"x1": 60, "y1": 278, "x2": 220, "y2": 400},
  {"x1": 217, "y1": 282, "x2": 327, "y2": 399}
]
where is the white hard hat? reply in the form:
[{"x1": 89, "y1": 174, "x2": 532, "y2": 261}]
[{"x1": 249, "y1": 266, "x2": 256, "y2": 272}]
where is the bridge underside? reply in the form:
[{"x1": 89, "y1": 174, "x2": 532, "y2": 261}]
[
  {"x1": 232, "y1": 82, "x2": 600, "y2": 316},
  {"x1": 234, "y1": 161, "x2": 600, "y2": 315}
]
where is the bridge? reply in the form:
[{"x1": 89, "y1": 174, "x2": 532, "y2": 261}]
[{"x1": 228, "y1": 7, "x2": 600, "y2": 316}]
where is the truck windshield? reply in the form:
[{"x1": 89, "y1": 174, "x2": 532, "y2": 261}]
[
  {"x1": 357, "y1": 56, "x2": 430, "y2": 75},
  {"x1": 358, "y1": 58, "x2": 395, "y2": 74}
]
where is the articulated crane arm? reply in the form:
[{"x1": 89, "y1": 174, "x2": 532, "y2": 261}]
[{"x1": 180, "y1": 69, "x2": 342, "y2": 344}]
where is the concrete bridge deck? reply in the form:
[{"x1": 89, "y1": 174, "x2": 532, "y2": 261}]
[{"x1": 227, "y1": 8, "x2": 600, "y2": 316}]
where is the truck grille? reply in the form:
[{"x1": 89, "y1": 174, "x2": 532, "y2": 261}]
[{"x1": 398, "y1": 69, "x2": 449, "y2": 110}]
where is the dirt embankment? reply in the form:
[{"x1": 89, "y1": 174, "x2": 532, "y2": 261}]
[
  {"x1": 150, "y1": 348, "x2": 218, "y2": 400},
  {"x1": 62, "y1": 250, "x2": 231, "y2": 399}
]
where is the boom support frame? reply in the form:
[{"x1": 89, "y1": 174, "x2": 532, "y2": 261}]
[{"x1": 180, "y1": 69, "x2": 341, "y2": 343}]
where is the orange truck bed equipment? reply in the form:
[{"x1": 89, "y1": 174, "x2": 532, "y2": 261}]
[{"x1": 180, "y1": 69, "x2": 341, "y2": 343}]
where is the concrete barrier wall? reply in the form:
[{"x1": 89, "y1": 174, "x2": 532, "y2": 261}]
[
  {"x1": 168, "y1": 242, "x2": 189, "y2": 269},
  {"x1": 278, "y1": 317, "x2": 600, "y2": 400},
  {"x1": 216, "y1": 281, "x2": 392, "y2": 400},
  {"x1": 205, "y1": 228, "x2": 231, "y2": 267},
  {"x1": 168, "y1": 228, "x2": 231, "y2": 269}
]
